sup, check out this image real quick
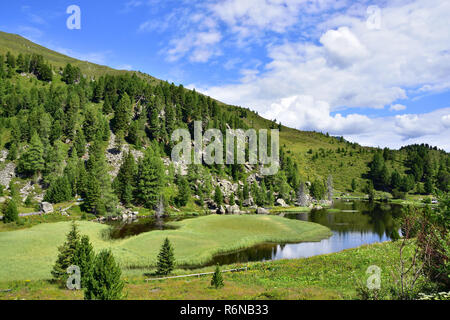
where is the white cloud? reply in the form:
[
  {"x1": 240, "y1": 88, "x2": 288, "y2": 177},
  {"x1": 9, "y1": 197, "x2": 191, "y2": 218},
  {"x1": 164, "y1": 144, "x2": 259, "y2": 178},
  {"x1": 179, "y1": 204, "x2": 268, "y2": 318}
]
[
  {"x1": 390, "y1": 104, "x2": 407, "y2": 111},
  {"x1": 263, "y1": 95, "x2": 373, "y2": 135},
  {"x1": 191, "y1": 0, "x2": 450, "y2": 150},
  {"x1": 320, "y1": 27, "x2": 369, "y2": 67},
  {"x1": 166, "y1": 30, "x2": 222, "y2": 63}
]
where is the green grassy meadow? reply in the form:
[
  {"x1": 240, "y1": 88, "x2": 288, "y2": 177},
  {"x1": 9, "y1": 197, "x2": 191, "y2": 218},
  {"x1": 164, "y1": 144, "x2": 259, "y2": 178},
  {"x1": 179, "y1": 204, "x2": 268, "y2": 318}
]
[
  {"x1": 0, "y1": 215, "x2": 331, "y2": 281},
  {"x1": 0, "y1": 241, "x2": 412, "y2": 300}
]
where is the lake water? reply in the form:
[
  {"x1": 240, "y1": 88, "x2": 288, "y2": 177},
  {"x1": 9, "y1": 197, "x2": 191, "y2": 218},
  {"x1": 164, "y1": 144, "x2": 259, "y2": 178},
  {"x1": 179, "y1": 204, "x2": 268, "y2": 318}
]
[
  {"x1": 206, "y1": 200, "x2": 403, "y2": 266},
  {"x1": 106, "y1": 200, "x2": 403, "y2": 266}
]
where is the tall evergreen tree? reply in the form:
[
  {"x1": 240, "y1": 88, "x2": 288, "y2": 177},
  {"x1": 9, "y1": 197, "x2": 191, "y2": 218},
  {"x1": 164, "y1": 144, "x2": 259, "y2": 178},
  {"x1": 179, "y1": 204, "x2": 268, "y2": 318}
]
[
  {"x1": 175, "y1": 175, "x2": 190, "y2": 207},
  {"x1": 52, "y1": 222, "x2": 81, "y2": 283},
  {"x1": 214, "y1": 185, "x2": 223, "y2": 207},
  {"x1": 17, "y1": 132, "x2": 44, "y2": 176},
  {"x1": 136, "y1": 147, "x2": 165, "y2": 209},
  {"x1": 156, "y1": 238, "x2": 175, "y2": 275},
  {"x1": 113, "y1": 152, "x2": 136, "y2": 206},
  {"x1": 112, "y1": 93, "x2": 132, "y2": 134},
  {"x1": 73, "y1": 235, "x2": 95, "y2": 289},
  {"x1": 84, "y1": 249, "x2": 124, "y2": 300}
]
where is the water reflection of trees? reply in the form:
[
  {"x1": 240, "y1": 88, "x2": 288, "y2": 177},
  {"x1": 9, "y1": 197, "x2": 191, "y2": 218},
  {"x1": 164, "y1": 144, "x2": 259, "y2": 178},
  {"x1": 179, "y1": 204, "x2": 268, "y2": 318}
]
[{"x1": 289, "y1": 201, "x2": 402, "y2": 239}]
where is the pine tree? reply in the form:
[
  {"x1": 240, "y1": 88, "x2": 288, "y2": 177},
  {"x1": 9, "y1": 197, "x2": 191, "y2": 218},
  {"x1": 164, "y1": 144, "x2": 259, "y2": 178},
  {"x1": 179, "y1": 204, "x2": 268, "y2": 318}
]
[
  {"x1": 17, "y1": 132, "x2": 44, "y2": 176},
  {"x1": 84, "y1": 249, "x2": 124, "y2": 300},
  {"x1": 3, "y1": 199, "x2": 19, "y2": 223},
  {"x1": 44, "y1": 175, "x2": 73, "y2": 204},
  {"x1": 112, "y1": 93, "x2": 132, "y2": 134},
  {"x1": 83, "y1": 173, "x2": 101, "y2": 214},
  {"x1": 175, "y1": 176, "x2": 190, "y2": 207},
  {"x1": 211, "y1": 264, "x2": 224, "y2": 288},
  {"x1": 136, "y1": 147, "x2": 165, "y2": 209},
  {"x1": 52, "y1": 222, "x2": 81, "y2": 282},
  {"x1": 156, "y1": 238, "x2": 175, "y2": 275},
  {"x1": 214, "y1": 185, "x2": 223, "y2": 207},
  {"x1": 351, "y1": 178, "x2": 357, "y2": 192},
  {"x1": 113, "y1": 152, "x2": 136, "y2": 206},
  {"x1": 73, "y1": 235, "x2": 95, "y2": 289}
]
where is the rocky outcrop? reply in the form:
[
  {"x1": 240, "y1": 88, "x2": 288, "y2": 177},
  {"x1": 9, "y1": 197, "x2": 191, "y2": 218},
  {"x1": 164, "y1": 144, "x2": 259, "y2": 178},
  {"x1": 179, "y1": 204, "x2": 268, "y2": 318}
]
[
  {"x1": 242, "y1": 197, "x2": 255, "y2": 207},
  {"x1": 226, "y1": 204, "x2": 241, "y2": 215},
  {"x1": 276, "y1": 198, "x2": 288, "y2": 207},
  {"x1": 0, "y1": 162, "x2": 16, "y2": 188},
  {"x1": 106, "y1": 132, "x2": 144, "y2": 178},
  {"x1": 214, "y1": 179, "x2": 239, "y2": 197},
  {"x1": 256, "y1": 207, "x2": 269, "y2": 215},
  {"x1": 40, "y1": 202, "x2": 54, "y2": 214}
]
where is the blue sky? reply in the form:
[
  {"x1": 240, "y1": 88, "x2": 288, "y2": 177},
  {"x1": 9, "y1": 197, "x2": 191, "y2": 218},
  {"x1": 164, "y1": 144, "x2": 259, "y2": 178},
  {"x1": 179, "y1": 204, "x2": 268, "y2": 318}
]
[{"x1": 0, "y1": 0, "x2": 449, "y2": 150}]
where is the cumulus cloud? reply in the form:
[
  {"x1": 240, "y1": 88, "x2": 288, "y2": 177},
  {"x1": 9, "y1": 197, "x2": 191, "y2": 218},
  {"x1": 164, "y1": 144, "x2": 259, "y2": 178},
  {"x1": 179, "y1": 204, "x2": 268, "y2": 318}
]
[
  {"x1": 320, "y1": 27, "x2": 369, "y2": 67},
  {"x1": 143, "y1": 0, "x2": 450, "y2": 150},
  {"x1": 390, "y1": 104, "x2": 407, "y2": 111},
  {"x1": 263, "y1": 95, "x2": 372, "y2": 135}
]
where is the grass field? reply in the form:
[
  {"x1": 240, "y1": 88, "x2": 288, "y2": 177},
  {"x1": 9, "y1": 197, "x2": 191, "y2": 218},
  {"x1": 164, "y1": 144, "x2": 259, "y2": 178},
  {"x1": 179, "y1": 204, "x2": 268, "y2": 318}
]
[
  {"x1": 0, "y1": 241, "x2": 414, "y2": 300},
  {"x1": 0, "y1": 215, "x2": 331, "y2": 281}
]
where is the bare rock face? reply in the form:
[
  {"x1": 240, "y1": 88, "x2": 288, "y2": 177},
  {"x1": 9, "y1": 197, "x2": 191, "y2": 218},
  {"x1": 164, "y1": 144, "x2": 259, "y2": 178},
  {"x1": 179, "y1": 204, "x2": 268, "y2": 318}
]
[
  {"x1": 106, "y1": 132, "x2": 144, "y2": 178},
  {"x1": 217, "y1": 206, "x2": 226, "y2": 215},
  {"x1": 0, "y1": 162, "x2": 16, "y2": 188},
  {"x1": 40, "y1": 202, "x2": 54, "y2": 214},
  {"x1": 215, "y1": 179, "x2": 238, "y2": 197},
  {"x1": 276, "y1": 198, "x2": 288, "y2": 207},
  {"x1": 226, "y1": 204, "x2": 241, "y2": 215},
  {"x1": 0, "y1": 150, "x2": 8, "y2": 162},
  {"x1": 256, "y1": 207, "x2": 269, "y2": 215},
  {"x1": 242, "y1": 197, "x2": 255, "y2": 207}
]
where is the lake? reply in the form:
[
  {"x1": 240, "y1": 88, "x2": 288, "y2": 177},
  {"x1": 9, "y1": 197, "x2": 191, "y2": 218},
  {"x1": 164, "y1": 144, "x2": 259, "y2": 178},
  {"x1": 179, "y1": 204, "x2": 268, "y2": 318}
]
[
  {"x1": 205, "y1": 200, "x2": 403, "y2": 266},
  {"x1": 106, "y1": 200, "x2": 403, "y2": 266}
]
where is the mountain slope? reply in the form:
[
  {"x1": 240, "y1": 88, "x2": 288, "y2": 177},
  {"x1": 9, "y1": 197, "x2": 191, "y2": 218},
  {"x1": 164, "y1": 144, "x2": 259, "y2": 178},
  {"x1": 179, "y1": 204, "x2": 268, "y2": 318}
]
[{"x1": 0, "y1": 30, "x2": 447, "y2": 204}]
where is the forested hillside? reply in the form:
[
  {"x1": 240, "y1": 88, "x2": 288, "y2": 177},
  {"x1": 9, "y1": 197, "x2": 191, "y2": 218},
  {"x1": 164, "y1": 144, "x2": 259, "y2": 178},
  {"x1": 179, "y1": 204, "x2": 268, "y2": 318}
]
[{"x1": 0, "y1": 31, "x2": 448, "y2": 219}]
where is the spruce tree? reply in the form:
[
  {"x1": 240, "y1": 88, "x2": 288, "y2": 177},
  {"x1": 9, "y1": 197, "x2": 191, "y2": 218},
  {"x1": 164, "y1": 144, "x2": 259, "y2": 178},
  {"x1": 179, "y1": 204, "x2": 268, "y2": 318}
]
[
  {"x1": 113, "y1": 152, "x2": 136, "y2": 206},
  {"x1": 73, "y1": 235, "x2": 95, "y2": 289},
  {"x1": 3, "y1": 199, "x2": 19, "y2": 223},
  {"x1": 44, "y1": 175, "x2": 72, "y2": 204},
  {"x1": 214, "y1": 185, "x2": 223, "y2": 207},
  {"x1": 211, "y1": 264, "x2": 224, "y2": 289},
  {"x1": 17, "y1": 132, "x2": 44, "y2": 176},
  {"x1": 52, "y1": 222, "x2": 81, "y2": 282},
  {"x1": 84, "y1": 249, "x2": 124, "y2": 300},
  {"x1": 156, "y1": 238, "x2": 175, "y2": 275},
  {"x1": 351, "y1": 178, "x2": 357, "y2": 192},
  {"x1": 136, "y1": 147, "x2": 165, "y2": 209},
  {"x1": 175, "y1": 176, "x2": 190, "y2": 207},
  {"x1": 112, "y1": 93, "x2": 132, "y2": 134}
]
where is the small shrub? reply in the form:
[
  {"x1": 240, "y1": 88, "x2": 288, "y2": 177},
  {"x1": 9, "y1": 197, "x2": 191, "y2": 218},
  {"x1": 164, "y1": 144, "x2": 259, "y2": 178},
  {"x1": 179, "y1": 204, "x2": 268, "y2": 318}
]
[{"x1": 211, "y1": 264, "x2": 224, "y2": 289}]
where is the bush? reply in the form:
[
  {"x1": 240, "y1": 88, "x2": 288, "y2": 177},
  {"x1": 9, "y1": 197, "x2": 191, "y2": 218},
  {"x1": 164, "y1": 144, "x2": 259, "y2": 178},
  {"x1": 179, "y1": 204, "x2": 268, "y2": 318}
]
[
  {"x1": 3, "y1": 199, "x2": 19, "y2": 223},
  {"x1": 392, "y1": 189, "x2": 406, "y2": 200}
]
